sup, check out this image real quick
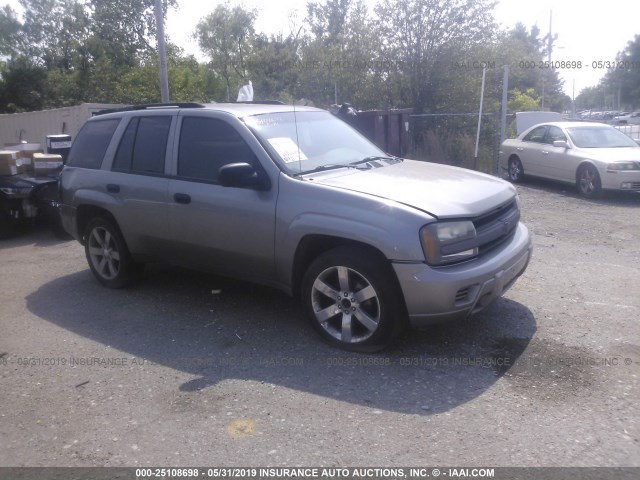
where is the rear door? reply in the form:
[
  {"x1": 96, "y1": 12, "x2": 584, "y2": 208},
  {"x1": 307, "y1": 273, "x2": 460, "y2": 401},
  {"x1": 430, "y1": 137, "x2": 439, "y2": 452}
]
[
  {"x1": 166, "y1": 111, "x2": 278, "y2": 283},
  {"x1": 101, "y1": 113, "x2": 175, "y2": 260}
]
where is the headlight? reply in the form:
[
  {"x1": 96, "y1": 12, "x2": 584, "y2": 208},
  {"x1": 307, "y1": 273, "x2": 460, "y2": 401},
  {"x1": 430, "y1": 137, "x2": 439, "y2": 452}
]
[
  {"x1": 606, "y1": 162, "x2": 638, "y2": 172},
  {"x1": 0, "y1": 187, "x2": 19, "y2": 196},
  {"x1": 420, "y1": 220, "x2": 478, "y2": 265}
]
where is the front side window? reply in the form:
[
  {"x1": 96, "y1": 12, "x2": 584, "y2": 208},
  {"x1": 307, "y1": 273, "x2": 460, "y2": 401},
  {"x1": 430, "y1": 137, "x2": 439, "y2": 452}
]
[
  {"x1": 113, "y1": 116, "x2": 171, "y2": 174},
  {"x1": 177, "y1": 117, "x2": 256, "y2": 182},
  {"x1": 522, "y1": 126, "x2": 547, "y2": 143},
  {"x1": 547, "y1": 126, "x2": 567, "y2": 144},
  {"x1": 67, "y1": 119, "x2": 120, "y2": 169}
]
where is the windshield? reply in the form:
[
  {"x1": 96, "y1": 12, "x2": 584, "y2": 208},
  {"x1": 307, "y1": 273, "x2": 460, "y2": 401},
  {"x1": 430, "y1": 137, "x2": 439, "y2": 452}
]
[
  {"x1": 566, "y1": 126, "x2": 638, "y2": 148},
  {"x1": 244, "y1": 111, "x2": 386, "y2": 174}
]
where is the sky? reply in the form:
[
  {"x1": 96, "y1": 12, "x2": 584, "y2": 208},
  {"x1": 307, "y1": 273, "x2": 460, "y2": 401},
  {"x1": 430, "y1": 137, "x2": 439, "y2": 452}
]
[{"x1": 4, "y1": 0, "x2": 639, "y2": 98}]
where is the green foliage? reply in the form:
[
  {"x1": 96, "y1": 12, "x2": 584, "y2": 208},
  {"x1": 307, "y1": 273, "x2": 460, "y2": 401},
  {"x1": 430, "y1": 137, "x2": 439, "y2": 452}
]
[
  {"x1": 508, "y1": 88, "x2": 539, "y2": 112},
  {"x1": 0, "y1": 56, "x2": 47, "y2": 112},
  {"x1": 195, "y1": 2, "x2": 258, "y2": 100}
]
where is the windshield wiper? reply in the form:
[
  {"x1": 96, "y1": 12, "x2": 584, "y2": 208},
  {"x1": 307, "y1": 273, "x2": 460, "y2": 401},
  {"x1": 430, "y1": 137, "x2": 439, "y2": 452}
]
[
  {"x1": 297, "y1": 163, "x2": 372, "y2": 175},
  {"x1": 352, "y1": 155, "x2": 402, "y2": 165}
]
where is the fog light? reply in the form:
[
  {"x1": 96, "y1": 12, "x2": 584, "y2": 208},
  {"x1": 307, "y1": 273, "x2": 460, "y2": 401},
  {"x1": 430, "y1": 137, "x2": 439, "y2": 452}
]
[{"x1": 621, "y1": 182, "x2": 632, "y2": 189}]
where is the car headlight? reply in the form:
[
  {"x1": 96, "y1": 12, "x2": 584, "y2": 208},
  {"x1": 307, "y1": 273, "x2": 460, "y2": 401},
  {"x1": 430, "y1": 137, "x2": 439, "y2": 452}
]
[
  {"x1": 606, "y1": 162, "x2": 638, "y2": 172},
  {"x1": 420, "y1": 220, "x2": 478, "y2": 265},
  {"x1": 0, "y1": 187, "x2": 19, "y2": 196}
]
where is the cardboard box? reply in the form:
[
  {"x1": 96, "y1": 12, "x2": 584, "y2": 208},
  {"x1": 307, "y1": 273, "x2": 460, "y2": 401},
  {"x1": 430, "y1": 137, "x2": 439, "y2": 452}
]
[
  {"x1": 32, "y1": 153, "x2": 63, "y2": 176},
  {"x1": 16, "y1": 157, "x2": 32, "y2": 174},
  {"x1": 0, "y1": 150, "x2": 19, "y2": 176}
]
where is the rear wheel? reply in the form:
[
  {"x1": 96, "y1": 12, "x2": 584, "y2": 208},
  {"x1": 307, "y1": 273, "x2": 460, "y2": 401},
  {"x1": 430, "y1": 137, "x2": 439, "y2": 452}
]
[
  {"x1": 577, "y1": 164, "x2": 601, "y2": 198},
  {"x1": 301, "y1": 246, "x2": 405, "y2": 351},
  {"x1": 84, "y1": 217, "x2": 140, "y2": 288},
  {"x1": 508, "y1": 157, "x2": 524, "y2": 183}
]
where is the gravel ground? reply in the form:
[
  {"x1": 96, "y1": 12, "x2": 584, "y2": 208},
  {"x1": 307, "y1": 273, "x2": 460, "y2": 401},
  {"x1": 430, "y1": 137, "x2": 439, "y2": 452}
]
[{"x1": 0, "y1": 179, "x2": 639, "y2": 468}]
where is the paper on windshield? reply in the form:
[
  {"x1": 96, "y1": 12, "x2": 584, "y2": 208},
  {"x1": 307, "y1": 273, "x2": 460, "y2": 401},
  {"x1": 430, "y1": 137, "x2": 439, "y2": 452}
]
[{"x1": 268, "y1": 137, "x2": 308, "y2": 164}]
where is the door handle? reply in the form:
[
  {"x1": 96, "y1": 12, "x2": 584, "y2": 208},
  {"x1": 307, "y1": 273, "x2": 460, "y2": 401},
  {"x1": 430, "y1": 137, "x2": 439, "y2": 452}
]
[
  {"x1": 541, "y1": 151, "x2": 549, "y2": 155},
  {"x1": 516, "y1": 147, "x2": 524, "y2": 151},
  {"x1": 106, "y1": 184, "x2": 120, "y2": 193},
  {"x1": 173, "y1": 193, "x2": 191, "y2": 204}
]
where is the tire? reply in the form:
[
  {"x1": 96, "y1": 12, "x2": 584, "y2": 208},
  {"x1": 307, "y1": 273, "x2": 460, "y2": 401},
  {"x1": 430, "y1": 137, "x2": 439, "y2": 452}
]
[
  {"x1": 84, "y1": 217, "x2": 140, "y2": 288},
  {"x1": 301, "y1": 246, "x2": 405, "y2": 352},
  {"x1": 576, "y1": 164, "x2": 602, "y2": 198},
  {"x1": 508, "y1": 157, "x2": 524, "y2": 183}
]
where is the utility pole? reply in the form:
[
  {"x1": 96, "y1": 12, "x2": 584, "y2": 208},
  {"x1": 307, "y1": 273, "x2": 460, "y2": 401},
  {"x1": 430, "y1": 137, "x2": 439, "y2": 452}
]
[
  {"x1": 541, "y1": 10, "x2": 552, "y2": 110},
  {"x1": 155, "y1": 0, "x2": 170, "y2": 103}
]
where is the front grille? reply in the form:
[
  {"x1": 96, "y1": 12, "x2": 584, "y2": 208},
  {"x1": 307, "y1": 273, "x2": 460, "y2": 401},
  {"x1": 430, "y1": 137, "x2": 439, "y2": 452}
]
[{"x1": 473, "y1": 200, "x2": 520, "y2": 255}]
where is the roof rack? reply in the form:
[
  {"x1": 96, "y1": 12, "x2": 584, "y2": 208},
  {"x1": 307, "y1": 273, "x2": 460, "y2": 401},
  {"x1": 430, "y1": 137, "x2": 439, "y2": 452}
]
[
  {"x1": 233, "y1": 100, "x2": 285, "y2": 105},
  {"x1": 94, "y1": 103, "x2": 206, "y2": 116}
]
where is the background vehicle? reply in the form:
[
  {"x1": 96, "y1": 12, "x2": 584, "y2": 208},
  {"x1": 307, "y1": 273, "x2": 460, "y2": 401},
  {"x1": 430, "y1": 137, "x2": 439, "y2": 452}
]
[
  {"x1": 60, "y1": 103, "x2": 531, "y2": 351},
  {"x1": 500, "y1": 122, "x2": 640, "y2": 197},
  {"x1": 0, "y1": 172, "x2": 63, "y2": 239},
  {"x1": 612, "y1": 112, "x2": 640, "y2": 125}
]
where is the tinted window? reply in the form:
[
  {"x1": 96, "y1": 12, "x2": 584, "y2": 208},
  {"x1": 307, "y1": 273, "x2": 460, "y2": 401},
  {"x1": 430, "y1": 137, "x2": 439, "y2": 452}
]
[
  {"x1": 67, "y1": 119, "x2": 120, "y2": 169},
  {"x1": 111, "y1": 116, "x2": 171, "y2": 174},
  {"x1": 522, "y1": 126, "x2": 547, "y2": 143},
  {"x1": 178, "y1": 117, "x2": 256, "y2": 182},
  {"x1": 112, "y1": 118, "x2": 139, "y2": 171}
]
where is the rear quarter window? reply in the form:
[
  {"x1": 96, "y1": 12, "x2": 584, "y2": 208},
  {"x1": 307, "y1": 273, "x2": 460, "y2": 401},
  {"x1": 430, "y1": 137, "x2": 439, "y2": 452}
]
[{"x1": 67, "y1": 118, "x2": 120, "y2": 169}]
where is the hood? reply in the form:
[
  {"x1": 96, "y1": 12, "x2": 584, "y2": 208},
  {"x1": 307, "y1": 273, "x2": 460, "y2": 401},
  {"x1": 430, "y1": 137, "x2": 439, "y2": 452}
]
[
  {"x1": 306, "y1": 160, "x2": 515, "y2": 218},
  {"x1": 574, "y1": 146, "x2": 640, "y2": 163}
]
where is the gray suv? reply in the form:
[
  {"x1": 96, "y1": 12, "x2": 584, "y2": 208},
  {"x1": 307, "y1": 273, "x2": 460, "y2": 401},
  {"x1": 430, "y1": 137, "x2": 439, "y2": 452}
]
[{"x1": 60, "y1": 103, "x2": 532, "y2": 351}]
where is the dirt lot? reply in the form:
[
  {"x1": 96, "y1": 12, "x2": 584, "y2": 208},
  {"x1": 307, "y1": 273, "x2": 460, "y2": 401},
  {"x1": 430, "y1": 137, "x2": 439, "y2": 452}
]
[{"x1": 0, "y1": 179, "x2": 639, "y2": 468}]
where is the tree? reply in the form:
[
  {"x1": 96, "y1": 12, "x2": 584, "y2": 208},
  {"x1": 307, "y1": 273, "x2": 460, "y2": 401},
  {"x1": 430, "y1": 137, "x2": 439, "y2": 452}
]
[
  {"x1": 374, "y1": 0, "x2": 497, "y2": 113},
  {"x1": 0, "y1": 5, "x2": 21, "y2": 57},
  {"x1": 508, "y1": 88, "x2": 539, "y2": 112},
  {"x1": 196, "y1": 3, "x2": 258, "y2": 100},
  {"x1": 0, "y1": 56, "x2": 48, "y2": 112},
  {"x1": 597, "y1": 35, "x2": 640, "y2": 110}
]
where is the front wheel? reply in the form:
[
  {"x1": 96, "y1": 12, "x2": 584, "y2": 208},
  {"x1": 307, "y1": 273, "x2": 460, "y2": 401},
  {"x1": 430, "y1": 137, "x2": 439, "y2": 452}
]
[
  {"x1": 577, "y1": 164, "x2": 601, "y2": 198},
  {"x1": 301, "y1": 246, "x2": 405, "y2": 351},
  {"x1": 84, "y1": 217, "x2": 140, "y2": 288}
]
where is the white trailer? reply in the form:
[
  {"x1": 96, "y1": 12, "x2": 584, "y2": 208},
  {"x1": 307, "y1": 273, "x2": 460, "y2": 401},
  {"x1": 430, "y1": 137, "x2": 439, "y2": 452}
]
[{"x1": 0, "y1": 103, "x2": 124, "y2": 147}]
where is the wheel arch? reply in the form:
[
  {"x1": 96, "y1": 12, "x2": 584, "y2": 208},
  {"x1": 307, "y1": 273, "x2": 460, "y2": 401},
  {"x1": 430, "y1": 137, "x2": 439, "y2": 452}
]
[
  {"x1": 575, "y1": 160, "x2": 600, "y2": 181},
  {"x1": 291, "y1": 235, "x2": 396, "y2": 299},
  {"x1": 76, "y1": 205, "x2": 120, "y2": 245}
]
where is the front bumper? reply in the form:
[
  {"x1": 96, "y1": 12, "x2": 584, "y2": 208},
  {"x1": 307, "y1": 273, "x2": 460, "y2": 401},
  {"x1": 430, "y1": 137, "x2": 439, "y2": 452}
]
[
  {"x1": 601, "y1": 170, "x2": 640, "y2": 191},
  {"x1": 393, "y1": 222, "x2": 532, "y2": 327}
]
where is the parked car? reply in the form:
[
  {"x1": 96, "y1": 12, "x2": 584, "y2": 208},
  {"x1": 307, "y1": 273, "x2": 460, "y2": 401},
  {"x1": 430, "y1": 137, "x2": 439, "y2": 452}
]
[
  {"x1": 60, "y1": 103, "x2": 532, "y2": 351},
  {"x1": 613, "y1": 112, "x2": 640, "y2": 125},
  {"x1": 500, "y1": 122, "x2": 640, "y2": 197}
]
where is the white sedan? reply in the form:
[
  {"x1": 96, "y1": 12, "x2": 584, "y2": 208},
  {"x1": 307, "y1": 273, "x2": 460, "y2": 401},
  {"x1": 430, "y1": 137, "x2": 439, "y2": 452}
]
[{"x1": 500, "y1": 122, "x2": 640, "y2": 197}]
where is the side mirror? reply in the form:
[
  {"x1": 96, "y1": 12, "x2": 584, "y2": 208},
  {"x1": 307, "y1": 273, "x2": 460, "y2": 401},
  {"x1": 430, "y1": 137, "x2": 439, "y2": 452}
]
[
  {"x1": 218, "y1": 162, "x2": 270, "y2": 191},
  {"x1": 553, "y1": 140, "x2": 570, "y2": 149}
]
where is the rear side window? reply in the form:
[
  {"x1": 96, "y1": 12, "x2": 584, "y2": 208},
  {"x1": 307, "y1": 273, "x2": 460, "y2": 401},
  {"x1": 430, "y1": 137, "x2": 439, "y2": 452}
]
[
  {"x1": 177, "y1": 117, "x2": 256, "y2": 182},
  {"x1": 113, "y1": 116, "x2": 171, "y2": 174},
  {"x1": 67, "y1": 119, "x2": 120, "y2": 169}
]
